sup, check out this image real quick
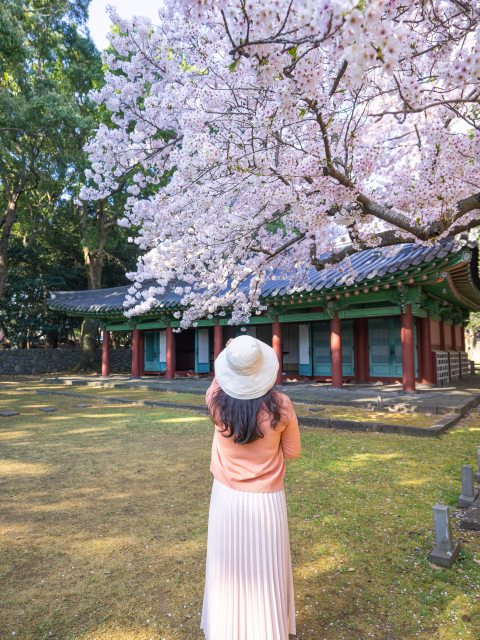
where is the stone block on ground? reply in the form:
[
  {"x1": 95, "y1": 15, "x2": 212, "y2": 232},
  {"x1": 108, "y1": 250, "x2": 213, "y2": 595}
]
[
  {"x1": 458, "y1": 465, "x2": 477, "y2": 508},
  {"x1": 459, "y1": 495, "x2": 480, "y2": 531},
  {"x1": 429, "y1": 504, "x2": 461, "y2": 568},
  {"x1": 0, "y1": 411, "x2": 20, "y2": 417},
  {"x1": 38, "y1": 407, "x2": 58, "y2": 412},
  {"x1": 432, "y1": 415, "x2": 461, "y2": 431},
  {"x1": 104, "y1": 397, "x2": 133, "y2": 404},
  {"x1": 72, "y1": 404, "x2": 92, "y2": 408},
  {"x1": 430, "y1": 540, "x2": 461, "y2": 568}
]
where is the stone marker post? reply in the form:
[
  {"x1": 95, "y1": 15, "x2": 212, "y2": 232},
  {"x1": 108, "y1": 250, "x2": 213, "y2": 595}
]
[
  {"x1": 458, "y1": 465, "x2": 477, "y2": 507},
  {"x1": 429, "y1": 504, "x2": 461, "y2": 568},
  {"x1": 475, "y1": 446, "x2": 480, "y2": 483}
]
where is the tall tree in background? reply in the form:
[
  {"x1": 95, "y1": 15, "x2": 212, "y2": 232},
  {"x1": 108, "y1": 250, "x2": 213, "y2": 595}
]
[
  {"x1": 0, "y1": 0, "x2": 97, "y2": 300},
  {"x1": 0, "y1": 197, "x2": 141, "y2": 350},
  {"x1": 0, "y1": 0, "x2": 142, "y2": 363},
  {"x1": 0, "y1": 214, "x2": 87, "y2": 349}
]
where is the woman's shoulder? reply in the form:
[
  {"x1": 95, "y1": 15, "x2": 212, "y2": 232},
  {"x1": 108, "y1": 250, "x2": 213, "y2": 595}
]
[
  {"x1": 275, "y1": 389, "x2": 294, "y2": 405},
  {"x1": 273, "y1": 390, "x2": 296, "y2": 420}
]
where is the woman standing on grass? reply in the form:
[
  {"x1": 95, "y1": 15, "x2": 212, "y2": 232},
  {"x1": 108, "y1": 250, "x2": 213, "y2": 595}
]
[{"x1": 201, "y1": 335, "x2": 301, "y2": 640}]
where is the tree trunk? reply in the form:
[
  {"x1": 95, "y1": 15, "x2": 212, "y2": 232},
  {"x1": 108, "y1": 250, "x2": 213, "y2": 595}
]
[
  {"x1": 0, "y1": 200, "x2": 17, "y2": 300},
  {"x1": 45, "y1": 331, "x2": 58, "y2": 349},
  {"x1": 78, "y1": 236, "x2": 105, "y2": 370},
  {"x1": 75, "y1": 318, "x2": 99, "y2": 372},
  {"x1": 78, "y1": 196, "x2": 125, "y2": 370},
  {"x1": 77, "y1": 248, "x2": 104, "y2": 370},
  {"x1": 84, "y1": 246, "x2": 104, "y2": 290}
]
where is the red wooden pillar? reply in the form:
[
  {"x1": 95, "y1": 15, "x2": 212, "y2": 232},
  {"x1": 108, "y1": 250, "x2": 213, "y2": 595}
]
[
  {"x1": 166, "y1": 322, "x2": 174, "y2": 379},
  {"x1": 420, "y1": 314, "x2": 434, "y2": 384},
  {"x1": 401, "y1": 305, "x2": 416, "y2": 391},
  {"x1": 102, "y1": 328, "x2": 110, "y2": 377},
  {"x1": 214, "y1": 320, "x2": 223, "y2": 360},
  {"x1": 132, "y1": 325, "x2": 140, "y2": 378},
  {"x1": 355, "y1": 318, "x2": 369, "y2": 382},
  {"x1": 140, "y1": 331, "x2": 145, "y2": 375},
  {"x1": 440, "y1": 317, "x2": 446, "y2": 351},
  {"x1": 331, "y1": 311, "x2": 343, "y2": 388},
  {"x1": 452, "y1": 322, "x2": 457, "y2": 352},
  {"x1": 272, "y1": 316, "x2": 282, "y2": 385},
  {"x1": 461, "y1": 323, "x2": 465, "y2": 352}
]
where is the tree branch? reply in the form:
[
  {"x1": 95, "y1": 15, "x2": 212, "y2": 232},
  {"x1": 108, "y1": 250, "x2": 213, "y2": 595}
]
[
  {"x1": 322, "y1": 165, "x2": 424, "y2": 237},
  {"x1": 329, "y1": 60, "x2": 348, "y2": 97},
  {"x1": 305, "y1": 99, "x2": 331, "y2": 162},
  {"x1": 310, "y1": 190, "x2": 480, "y2": 271},
  {"x1": 251, "y1": 231, "x2": 306, "y2": 257},
  {"x1": 311, "y1": 230, "x2": 413, "y2": 270},
  {"x1": 220, "y1": 10, "x2": 237, "y2": 51},
  {"x1": 454, "y1": 193, "x2": 480, "y2": 221}
]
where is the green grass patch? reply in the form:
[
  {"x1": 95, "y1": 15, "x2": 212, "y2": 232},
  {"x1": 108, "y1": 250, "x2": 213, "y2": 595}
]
[{"x1": 0, "y1": 388, "x2": 479, "y2": 639}]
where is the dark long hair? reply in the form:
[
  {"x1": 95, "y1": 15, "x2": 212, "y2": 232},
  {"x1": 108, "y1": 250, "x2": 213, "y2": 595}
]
[{"x1": 207, "y1": 385, "x2": 284, "y2": 445}]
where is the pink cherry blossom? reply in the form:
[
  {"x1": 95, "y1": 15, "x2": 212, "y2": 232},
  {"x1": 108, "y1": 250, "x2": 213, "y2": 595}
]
[{"x1": 80, "y1": 0, "x2": 480, "y2": 327}]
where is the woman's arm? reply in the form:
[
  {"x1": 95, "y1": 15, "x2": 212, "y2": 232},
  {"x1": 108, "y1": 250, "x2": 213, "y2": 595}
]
[{"x1": 280, "y1": 400, "x2": 301, "y2": 459}]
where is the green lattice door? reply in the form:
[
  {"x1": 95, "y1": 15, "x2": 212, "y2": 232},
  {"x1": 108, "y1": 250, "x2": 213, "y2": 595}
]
[
  {"x1": 369, "y1": 318, "x2": 417, "y2": 378},
  {"x1": 312, "y1": 321, "x2": 354, "y2": 377},
  {"x1": 298, "y1": 323, "x2": 312, "y2": 376},
  {"x1": 341, "y1": 321, "x2": 354, "y2": 376},
  {"x1": 144, "y1": 330, "x2": 166, "y2": 372},
  {"x1": 195, "y1": 328, "x2": 210, "y2": 373}
]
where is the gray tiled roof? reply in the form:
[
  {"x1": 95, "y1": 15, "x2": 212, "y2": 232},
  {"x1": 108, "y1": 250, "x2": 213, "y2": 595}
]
[{"x1": 47, "y1": 239, "x2": 475, "y2": 314}]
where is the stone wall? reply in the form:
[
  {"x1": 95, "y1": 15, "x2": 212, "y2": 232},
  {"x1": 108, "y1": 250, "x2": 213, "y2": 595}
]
[
  {"x1": 0, "y1": 348, "x2": 133, "y2": 375},
  {"x1": 103, "y1": 349, "x2": 132, "y2": 372}
]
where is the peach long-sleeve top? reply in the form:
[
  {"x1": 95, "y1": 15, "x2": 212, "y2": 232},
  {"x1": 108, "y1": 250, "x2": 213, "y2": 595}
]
[{"x1": 207, "y1": 379, "x2": 301, "y2": 493}]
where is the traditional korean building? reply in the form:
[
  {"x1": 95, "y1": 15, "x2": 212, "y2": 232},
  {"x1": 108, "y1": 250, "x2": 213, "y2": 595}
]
[{"x1": 47, "y1": 239, "x2": 480, "y2": 391}]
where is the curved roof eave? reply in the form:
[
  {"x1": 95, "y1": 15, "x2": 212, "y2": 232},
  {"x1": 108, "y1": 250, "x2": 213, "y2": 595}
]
[{"x1": 45, "y1": 239, "x2": 479, "y2": 315}]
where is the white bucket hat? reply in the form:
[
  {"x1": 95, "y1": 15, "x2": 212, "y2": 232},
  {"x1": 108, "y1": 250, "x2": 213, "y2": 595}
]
[{"x1": 215, "y1": 335, "x2": 279, "y2": 400}]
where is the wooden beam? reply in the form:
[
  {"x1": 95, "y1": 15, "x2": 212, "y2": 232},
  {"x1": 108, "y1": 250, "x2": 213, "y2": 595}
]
[{"x1": 339, "y1": 307, "x2": 402, "y2": 319}]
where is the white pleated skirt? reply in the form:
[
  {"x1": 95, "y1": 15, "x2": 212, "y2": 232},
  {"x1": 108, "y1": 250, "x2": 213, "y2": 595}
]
[{"x1": 201, "y1": 479, "x2": 296, "y2": 640}]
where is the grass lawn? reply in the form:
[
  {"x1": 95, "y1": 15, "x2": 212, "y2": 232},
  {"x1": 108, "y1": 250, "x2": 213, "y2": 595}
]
[
  {"x1": 0, "y1": 387, "x2": 479, "y2": 640},
  {"x1": 4, "y1": 381, "x2": 439, "y2": 428},
  {"x1": 12, "y1": 384, "x2": 207, "y2": 407}
]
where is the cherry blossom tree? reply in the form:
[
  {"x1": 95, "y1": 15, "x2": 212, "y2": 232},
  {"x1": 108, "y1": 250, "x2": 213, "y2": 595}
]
[{"x1": 81, "y1": 0, "x2": 480, "y2": 327}]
